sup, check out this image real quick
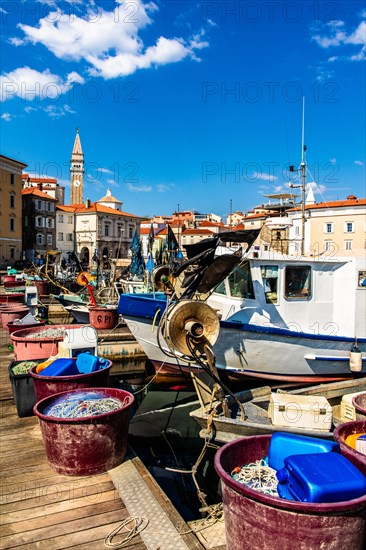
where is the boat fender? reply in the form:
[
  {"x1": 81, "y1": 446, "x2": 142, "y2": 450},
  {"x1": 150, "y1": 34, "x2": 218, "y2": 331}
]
[{"x1": 350, "y1": 340, "x2": 362, "y2": 372}]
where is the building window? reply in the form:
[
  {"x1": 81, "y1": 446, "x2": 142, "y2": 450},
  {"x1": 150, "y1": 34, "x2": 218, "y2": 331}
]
[
  {"x1": 68, "y1": 216, "x2": 73, "y2": 224},
  {"x1": 47, "y1": 234, "x2": 52, "y2": 245},
  {"x1": 295, "y1": 226, "x2": 300, "y2": 236},
  {"x1": 58, "y1": 214, "x2": 64, "y2": 223},
  {"x1": 105, "y1": 223, "x2": 110, "y2": 236},
  {"x1": 66, "y1": 234, "x2": 73, "y2": 241},
  {"x1": 36, "y1": 233, "x2": 44, "y2": 245},
  {"x1": 10, "y1": 173, "x2": 14, "y2": 185},
  {"x1": 285, "y1": 265, "x2": 311, "y2": 298},
  {"x1": 128, "y1": 226, "x2": 134, "y2": 238},
  {"x1": 47, "y1": 218, "x2": 54, "y2": 229},
  {"x1": 36, "y1": 200, "x2": 42, "y2": 210},
  {"x1": 10, "y1": 193, "x2": 15, "y2": 208},
  {"x1": 9, "y1": 218, "x2": 15, "y2": 231},
  {"x1": 10, "y1": 247, "x2": 15, "y2": 259},
  {"x1": 58, "y1": 232, "x2": 64, "y2": 241},
  {"x1": 345, "y1": 222, "x2": 354, "y2": 233},
  {"x1": 24, "y1": 216, "x2": 28, "y2": 227},
  {"x1": 345, "y1": 240, "x2": 352, "y2": 251},
  {"x1": 36, "y1": 217, "x2": 43, "y2": 228},
  {"x1": 324, "y1": 240, "x2": 333, "y2": 251},
  {"x1": 50, "y1": 203, "x2": 55, "y2": 212},
  {"x1": 324, "y1": 222, "x2": 333, "y2": 234}
]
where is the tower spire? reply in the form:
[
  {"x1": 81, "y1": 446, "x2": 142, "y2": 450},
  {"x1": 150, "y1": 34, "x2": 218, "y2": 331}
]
[{"x1": 70, "y1": 128, "x2": 84, "y2": 205}]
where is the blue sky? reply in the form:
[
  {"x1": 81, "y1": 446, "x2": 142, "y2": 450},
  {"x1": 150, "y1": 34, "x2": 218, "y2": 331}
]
[{"x1": 1, "y1": 0, "x2": 365, "y2": 219}]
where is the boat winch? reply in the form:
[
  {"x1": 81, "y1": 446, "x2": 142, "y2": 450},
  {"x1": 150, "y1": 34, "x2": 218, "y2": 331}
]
[{"x1": 162, "y1": 300, "x2": 220, "y2": 358}]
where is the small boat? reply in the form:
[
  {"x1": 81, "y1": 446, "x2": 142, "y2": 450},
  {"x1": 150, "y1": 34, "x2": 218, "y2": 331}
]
[
  {"x1": 51, "y1": 293, "x2": 87, "y2": 308},
  {"x1": 189, "y1": 377, "x2": 366, "y2": 443},
  {"x1": 64, "y1": 304, "x2": 90, "y2": 324}
]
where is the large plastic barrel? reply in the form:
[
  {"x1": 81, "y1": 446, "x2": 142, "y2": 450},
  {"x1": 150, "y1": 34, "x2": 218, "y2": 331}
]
[
  {"x1": 334, "y1": 420, "x2": 366, "y2": 476},
  {"x1": 29, "y1": 359, "x2": 112, "y2": 401},
  {"x1": 89, "y1": 306, "x2": 118, "y2": 330},
  {"x1": 7, "y1": 320, "x2": 46, "y2": 335},
  {"x1": 214, "y1": 435, "x2": 366, "y2": 550},
  {"x1": 353, "y1": 394, "x2": 366, "y2": 420},
  {"x1": 33, "y1": 387, "x2": 135, "y2": 475},
  {"x1": 35, "y1": 280, "x2": 49, "y2": 297}
]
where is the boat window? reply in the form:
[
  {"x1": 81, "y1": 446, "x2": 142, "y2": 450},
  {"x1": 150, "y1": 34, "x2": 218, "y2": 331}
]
[
  {"x1": 261, "y1": 265, "x2": 279, "y2": 303},
  {"x1": 285, "y1": 266, "x2": 311, "y2": 298},
  {"x1": 358, "y1": 271, "x2": 366, "y2": 287},
  {"x1": 214, "y1": 281, "x2": 227, "y2": 295},
  {"x1": 228, "y1": 263, "x2": 255, "y2": 299}
]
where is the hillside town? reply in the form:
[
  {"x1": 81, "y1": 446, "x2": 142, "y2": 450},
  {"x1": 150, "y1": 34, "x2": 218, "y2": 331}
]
[{"x1": 1, "y1": 129, "x2": 365, "y2": 272}]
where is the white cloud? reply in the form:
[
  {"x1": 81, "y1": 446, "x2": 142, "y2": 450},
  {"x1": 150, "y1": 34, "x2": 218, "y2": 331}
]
[
  {"x1": 156, "y1": 183, "x2": 175, "y2": 192},
  {"x1": 329, "y1": 157, "x2": 336, "y2": 164},
  {"x1": 1, "y1": 112, "x2": 13, "y2": 121},
  {"x1": 44, "y1": 104, "x2": 76, "y2": 117},
  {"x1": 252, "y1": 171, "x2": 278, "y2": 182},
  {"x1": 312, "y1": 18, "x2": 366, "y2": 61},
  {"x1": 9, "y1": 37, "x2": 25, "y2": 46},
  {"x1": 306, "y1": 181, "x2": 327, "y2": 195},
  {"x1": 355, "y1": 160, "x2": 364, "y2": 165},
  {"x1": 127, "y1": 182, "x2": 152, "y2": 192},
  {"x1": 98, "y1": 168, "x2": 113, "y2": 174},
  {"x1": 106, "y1": 178, "x2": 119, "y2": 187},
  {"x1": 0, "y1": 67, "x2": 84, "y2": 102},
  {"x1": 16, "y1": 1, "x2": 208, "y2": 79}
]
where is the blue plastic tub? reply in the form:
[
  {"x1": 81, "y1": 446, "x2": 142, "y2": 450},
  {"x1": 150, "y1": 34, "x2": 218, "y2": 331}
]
[{"x1": 39, "y1": 358, "x2": 78, "y2": 377}]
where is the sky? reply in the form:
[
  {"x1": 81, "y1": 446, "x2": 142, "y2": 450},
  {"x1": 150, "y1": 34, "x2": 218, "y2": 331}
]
[{"x1": 1, "y1": 0, "x2": 365, "y2": 219}]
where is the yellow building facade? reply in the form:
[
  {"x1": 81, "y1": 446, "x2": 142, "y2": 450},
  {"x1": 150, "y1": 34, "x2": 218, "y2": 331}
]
[{"x1": 0, "y1": 154, "x2": 27, "y2": 268}]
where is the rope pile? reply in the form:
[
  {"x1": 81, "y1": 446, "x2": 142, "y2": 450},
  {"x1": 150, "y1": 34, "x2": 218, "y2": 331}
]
[
  {"x1": 231, "y1": 459, "x2": 278, "y2": 496},
  {"x1": 43, "y1": 391, "x2": 132, "y2": 419}
]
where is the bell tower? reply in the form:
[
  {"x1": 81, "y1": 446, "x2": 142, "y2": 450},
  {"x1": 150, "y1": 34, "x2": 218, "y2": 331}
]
[{"x1": 70, "y1": 128, "x2": 84, "y2": 205}]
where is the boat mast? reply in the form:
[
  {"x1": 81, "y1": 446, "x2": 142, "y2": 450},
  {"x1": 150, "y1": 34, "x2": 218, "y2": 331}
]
[{"x1": 289, "y1": 96, "x2": 307, "y2": 256}]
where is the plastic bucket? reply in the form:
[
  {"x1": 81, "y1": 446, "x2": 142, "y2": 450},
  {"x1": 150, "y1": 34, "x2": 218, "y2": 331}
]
[
  {"x1": 89, "y1": 307, "x2": 118, "y2": 330},
  {"x1": 10, "y1": 324, "x2": 81, "y2": 360},
  {"x1": 0, "y1": 293, "x2": 25, "y2": 304},
  {"x1": 334, "y1": 420, "x2": 366, "y2": 476},
  {"x1": 35, "y1": 280, "x2": 50, "y2": 297},
  {"x1": 29, "y1": 359, "x2": 112, "y2": 401},
  {"x1": 33, "y1": 387, "x2": 135, "y2": 475},
  {"x1": 3, "y1": 275, "x2": 16, "y2": 284},
  {"x1": 1, "y1": 307, "x2": 29, "y2": 329},
  {"x1": 7, "y1": 320, "x2": 46, "y2": 335},
  {"x1": 353, "y1": 394, "x2": 366, "y2": 420},
  {"x1": 214, "y1": 435, "x2": 366, "y2": 550}
]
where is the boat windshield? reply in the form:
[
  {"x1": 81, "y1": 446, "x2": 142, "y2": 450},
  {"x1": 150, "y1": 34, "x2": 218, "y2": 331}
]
[
  {"x1": 261, "y1": 265, "x2": 279, "y2": 303},
  {"x1": 228, "y1": 263, "x2": 255, "y2": 299},
  {"x1": 284, "y1": 266, "x2": 311, "y2": 298}
]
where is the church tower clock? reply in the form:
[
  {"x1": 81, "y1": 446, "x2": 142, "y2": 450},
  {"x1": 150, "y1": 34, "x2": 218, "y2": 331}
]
[{"x1": 70, "y1": 128, "x2": 84, "y2": 205}]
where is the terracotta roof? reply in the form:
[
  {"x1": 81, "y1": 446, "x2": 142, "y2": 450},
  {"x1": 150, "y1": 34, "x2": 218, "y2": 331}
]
[
  {"x1": 22, "y1": 174, "x2": 57, "y2": 184},
  {"x1": 98, "y1": 195, "x2": 122, "y2": 203},
  {"x1": 139, "y1": 227, "x2": 156, "y2": 235},
  {"x1": 183, "y1": 228, "x2": 214, "y2": 235},
  {"x1": 156, "y1": 228, "x2": 168, "y2": 236},
  {"x1": 0, "y1": 154, "x2": 27, "y2": 167},
  {"x1": 57, "y1": 202, "x2": 141, "y2": 218},
  {"x1": 243, "y1": 213, "x2": 267, "y2": 220},
  {"x1": 199, "y1": 221, "x2": 225, "y2": 227},
  {"x1": 232, "y1": 223, "x2": 245, "y2": 230},
  {"x1": 22, "y1": 188, "x2": 58, "y2": 201},
  {"x1": 287, "y1": 198, "x2": 366, "y2": 211}
]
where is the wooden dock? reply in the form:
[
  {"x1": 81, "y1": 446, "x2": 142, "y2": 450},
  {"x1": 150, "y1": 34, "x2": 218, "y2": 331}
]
[{"x1": 0, "y1": 325, "x2": 225, "y2": 549}]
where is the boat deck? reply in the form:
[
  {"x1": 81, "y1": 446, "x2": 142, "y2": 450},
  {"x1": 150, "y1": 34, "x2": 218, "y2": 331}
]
[{"x1": 0, "y1": 326, "x2": 225, "y2": 549}]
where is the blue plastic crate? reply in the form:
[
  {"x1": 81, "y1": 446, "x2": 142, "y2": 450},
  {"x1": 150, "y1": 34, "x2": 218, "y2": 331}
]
[{"x1": 39, "y1": 358, "x2": 78, "y2": 377}]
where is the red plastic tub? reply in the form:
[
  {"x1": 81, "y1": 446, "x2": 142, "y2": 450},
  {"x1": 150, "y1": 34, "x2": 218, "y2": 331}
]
[
  {"x1": 353, "y1": 394, "x2": 366, "y2": 420},
  {"x1": 1, "y1": 307, "x2": 29, "y2": 329},
  {"x1": 89, "y1": 306, "x2": 118, "y2": 330},
  {"x1": 4, "y1": 280, "x2": 25, "y2": 288},
  {"x1": 214, "y1": 435, "x2": 366, "y2": 550},
  {"x1": 10, "y1": 324, "x2": 82, "y2": 360},
  {"x1": 33, "y1": 387, "x2": 135, "y2": 475},
  {"x1": 29, "y1": 359, "x2": 112, "y2": 401},
  {"x1": 334, "y1": 420, "x2": 366, "y2": 476},
  {"x1": 0, "y1": 293, "x2": 25, "y2": 304},
  {"x1": 7, "y1": 319, "x2": 46, "y2": 335}
]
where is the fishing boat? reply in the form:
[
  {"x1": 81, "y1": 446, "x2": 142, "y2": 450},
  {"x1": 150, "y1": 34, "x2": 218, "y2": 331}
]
[
  {"x1": 118, "y1": 121, "x2": 366, "y2": 384},
  {"x1": 189, "y1": 378, "x2": 366, "y2": 443}
]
